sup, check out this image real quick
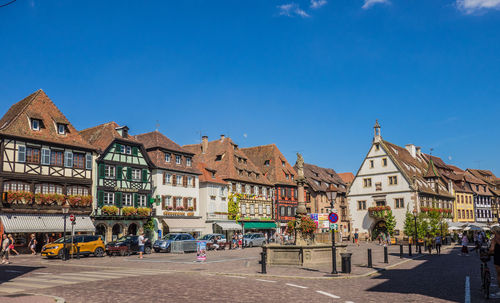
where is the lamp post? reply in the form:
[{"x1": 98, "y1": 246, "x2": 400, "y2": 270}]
[
  {"x1": 62, "y1": 203, "x2": 70, "y2": 261},
  {"x1": 413, "y1": 209, "x2": 418, "y2": 253},
  {"x1": 326, "y1": 185, "x2": 338, "y2": 275}
]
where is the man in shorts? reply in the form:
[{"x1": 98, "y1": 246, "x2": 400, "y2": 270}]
[{"x1": 138, "y1": 232, "x2": 146, "y2": 259}]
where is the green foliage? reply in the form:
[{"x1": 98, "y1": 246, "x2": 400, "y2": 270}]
[
  {"x1": 228, "y1": 193, "x2": 242, "y2": 220},
  {"x1": 143, "y1": 218, "x2": 155, "y2": 231},
  {"x1": 403, "y1": 209, "x2": 449, "y2": 239},
  {"x1": 403, "y1": 211, "x2": 415, "y2": 237},
  {"x1": 385, "y1": 211, "x2": 396, "y2": 236}
]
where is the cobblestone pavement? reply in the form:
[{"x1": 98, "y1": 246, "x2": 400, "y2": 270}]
[{"x1": 0, "y1": 243, "x2": 491, "y2": 302}]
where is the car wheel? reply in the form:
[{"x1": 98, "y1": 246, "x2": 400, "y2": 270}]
[
  {"x1": 249, "y1": 242, "x2": 253, "y2": 248},
  {"x1": 154, "y1": 249, "x2": 160, "y2": 253},
  {"x1": 145, "y1": 246, "x2": 152, "y2": 254},
  {"x1": 94, "y1": 247, "x2": 104, "y2": 257}
]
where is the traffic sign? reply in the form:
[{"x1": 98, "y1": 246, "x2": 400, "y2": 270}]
[
  {"x1": 330, "y1": 223, "x2": 338, "y2": 230},
  {"x1": 69, "y1": 214, "x2": 75, "y2": 222},
  {"x1": 328, "y1": 212, "x2": 338, "y2": 223}
]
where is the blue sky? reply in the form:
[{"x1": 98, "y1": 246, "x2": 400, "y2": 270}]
[{"x1": 0, "y1": 0, "x2": 499, "y2": 175}]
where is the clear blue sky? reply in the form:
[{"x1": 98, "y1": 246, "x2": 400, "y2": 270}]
[{"x1": 0, "y1": 0, "x2": 499, "y2": 175}]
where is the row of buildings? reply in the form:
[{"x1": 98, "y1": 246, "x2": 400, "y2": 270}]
[
  {"x1": 0, "y1": 90, "x2": 352, "y2": 248},
  {"x1": 347, "y1": 121, "x2": 500, "y2": 240}
]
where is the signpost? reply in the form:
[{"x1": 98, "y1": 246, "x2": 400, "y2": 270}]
[
  {"x1": 70, "y1": 214, "x2": 75, "y2": 258},
  {"x1": 329, "y1": 212, "x2": 339, "y2": 274}
]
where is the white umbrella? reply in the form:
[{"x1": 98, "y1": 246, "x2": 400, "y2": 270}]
[
  {"x1": 464, "y1": 225, "x2": 482, "y2": 231},
  {"x1": 448, "y1": 226, "x2": 462, "y2": 231}
]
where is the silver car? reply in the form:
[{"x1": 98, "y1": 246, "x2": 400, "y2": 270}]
[{"x1": 243, "y1": 233, "x2": 267, "y2": 247}]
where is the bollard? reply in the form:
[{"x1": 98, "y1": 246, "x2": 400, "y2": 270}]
[
  {"x1": 76, "y1": 246, "x2": 80, "y2": 260},
  {"x1": 418, "y1": 245, "x2": 422, "y2": 254},
  {"x1": 384, "y1": 246, "x2": 388, "y2": 263},
  {"x1": 367, "y1": 248, "x2": 373, "y2": 268},
  {"x1": 409, "y1": 244, "x2": 412, "y2": 257},
  {"x1": 259, "y1": 247, "x2": 267, "y2": 274},
  {"x1": 400, "y1": 244, "x2": 403, "y2": 258}
]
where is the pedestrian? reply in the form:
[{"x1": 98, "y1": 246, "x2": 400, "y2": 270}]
[
  {"x1": 1, "y1": 234, "x2": 10, "y2": 264},
  {"x1": 461, "y1": 233, "x2": 469, "y2": 255},
  {"x1": 425, "y1": 234, "x2": 433, "y2": 254},
  {"x1": 354, "y1": 230, "x2": 359, "y2": 246},
  {"x1": 238, "y1": 233, "x2": 243, "y2": 248},
  {"x1": 489, "y1": 226, "x2": 500, "y2": 298},
  {"x1": 7, "y1": 235, "x2": 18, "y2": 256},
  {"x1": 138, "y1": 232, "x2": 146, "y2": 259},
  {"x1": 28, "y1": 234, "x2": 37, "y2": 255},
  {"x1": 434, "y1": 234, "x2": 442, "y2": 255}
]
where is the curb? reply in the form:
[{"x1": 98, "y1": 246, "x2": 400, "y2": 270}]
[{"x1": 26, "y1": 293, "x2": 66, "y2": 303}]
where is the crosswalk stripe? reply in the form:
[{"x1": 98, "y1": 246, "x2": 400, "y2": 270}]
[
  {"x1": 15, "y1": 277, "x2": 76, "y2": 285},
  {"x1": 0, "y1": 286, "x2": 27, "y2": 293},
  {"x1": 2, "y1": 281, "x2": 48, "y2": 289},
  {"x1": 53, "y1": 275, "x2": 99, "y2": 281}
]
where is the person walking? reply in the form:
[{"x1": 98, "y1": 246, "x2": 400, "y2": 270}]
[
  {"x1": 435, "y1": 234, "x2": 442, "y2": 255},
  {"x1": 488, "y1": 226, "x2": 500, "y2": 298},
  {"x1": 425, "y1": 234, "x2": 433, "y2": 254},
  {"x1": 461, "y1": 233, "x2": 469, "y2": 255},
  {"x1": 138, "y1": 232, "x2": 146, "y2": 259},
  {"x1": 1, "y1": 234, "x2": 10, "y2": 264},
  {"x1": 354, "y1": 230, "x2": 359, "y2": 246},
  {"x1": 7, "y1": 235, "x2": 18, "y2": 256},
  {"x1": 28, "y1": 234, "x2": 37, "y2": 255}
]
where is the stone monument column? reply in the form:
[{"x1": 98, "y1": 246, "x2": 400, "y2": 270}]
[{"x1": 294, "y1": 153, "x2": 308, "y2": 245}]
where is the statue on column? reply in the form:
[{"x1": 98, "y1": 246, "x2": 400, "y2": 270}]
[{"x1": 296, "y1": 153, "x2": 304, "y2": 179}]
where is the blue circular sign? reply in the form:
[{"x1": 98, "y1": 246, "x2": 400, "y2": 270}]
[{"x1": 328, "y1": 212, "x2": 338, "y2": 223}]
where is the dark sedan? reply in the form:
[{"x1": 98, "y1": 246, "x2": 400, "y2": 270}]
[{"x1": 106, "y1": 236, "x2": 152, "y2": 256}]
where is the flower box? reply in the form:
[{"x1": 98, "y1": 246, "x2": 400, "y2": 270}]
[
  {"x1": 5, "y1": 191, "x2": 34, "y2": 204},
  {"x1": 34, "y1": 193, "x2": 66, "y2": 205},
  {"x1": 122, "y1": 207, "x2": 137, "y2": 216},
  {"x1": 102, "y1": 205, "x2": 119, "y2": 215},
  {"x1": 137, "y1": 207, "x2": 151, "y2": 217},
  {"x1": 368, "y1": 206, "x2": 391, "y2": 218},
  {"x1": 68, "y1": 195, "x2": 92, "y2": 207}
]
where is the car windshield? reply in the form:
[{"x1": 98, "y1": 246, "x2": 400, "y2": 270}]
[
  {"x1": 244, "y1": 234, "x2": 253, "y2": 238},
  {"x1": 198, "y1": 235, "x2": 212, "y2": 240},
  {"x1": 53, "y1": 237, "x2": 72, "y2": 243},
  {"x1": 116, "y1": 236, "x2": 134, "y2": 242},
  {"x1": 162, "y1": 234, "x2": 178, "y2": 240}
]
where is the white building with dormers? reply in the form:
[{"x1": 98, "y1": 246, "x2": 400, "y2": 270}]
[{"x1": 347, "y1": 121, "x2": 454, "y2": 240}]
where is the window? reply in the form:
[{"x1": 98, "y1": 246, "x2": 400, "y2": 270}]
[
  {"x1": 17, "y1": 145, "x2": 26, "y2": 162},
  {"x1": 280, "y1": 206, "x2": 285, "y2": 216},
  {"x1": 211, "y1": 171, "x2": 215, "y2": 179},
  {"x1": 165, "y1": 153, "x2": 171, "y2": 162},
  {"x1": 132, "y1": 169, "x2": 141, "y2": 181},
  {"x1": 370, "y1": 160, "x2": 374, "y2": 168},
  {"x1": 41, "y1": 148, "x2": 50, "y2": 165},
  {"x1": 249, "y1": 204, "x2": 255, "y2": 215},
  {"x1": 176, "y1": 175, "x2": 182, "y2": 185},
  {"x1": 26, "y1": 147, "x2": 40, "y2": 164},
  {"x1": 64, "y1": 151, "x2": 73, "y2": 167},
  {"x1": 164, "y1": 173, "x2": 171, "y2": 184},
  {"x1": 85, "y1": 154, "x2": 92, "y2": 170},
  {"x1": 3, "y1": 181, "x2": 30, "y2": 192},
  {"x1": 49, "y1": 150, "x2": 63, "y2": 166},
  {"x1": 258, "y1": 204, "x2": 263, "y2": 214},
  {"x1": 236, "y1": 183, "x2": 241, "y2": 193},
  {"x1": 375, "y1": 144, "x2": 380, "y2": 150},
  {"x1": 103, "y1": 192, "x2": 114, "y2": 205},
  {"x1": 264, "y1": 160, "x2": 270, "y2": 166},
  {"x1": 358, "y1": 201, "x2": 366, "y2": 210},
  {"x1": 186, "y1": 157, "x2": 192, "y2": 167},
  {"x1": 57, "y1": 123, "x2": 66, "y2": 135},
  {"x1": 282, "y1": 161, "x2": 285, "y2": 167},
  {"x1": 266, "y1": 205, "x2": 271, "y2": 214},
  {"x1": 382, "y1": 158, "x2": 388, "y2": 167},
  {"x1": 122, "y1": 193, "x2": 133, "y2": 206},
  {"x1": 245, "y1": 185, "x2": 251, "y2": 194},
  {"x1": 165, "y1": 196, "x2": 172, "y2": 207},
  {"x1": 285, "y1": 174, "x2": 289, "y2": 180},
  {"x1": 241, "y1": 204, "x2": 246, "y2": 215},
  {"x1": 73, "y1": 153, "x2": 85, "y2": 169},
  {"x1": 395, "y1": 198, "x2": 404, "y2": 208},
  {"x1": 215, "y1": 155, "x2": 222, "y2": 161},
  {"x1": 67, "y1": 186, "x2": 88, "y2": 195},
  {"x1": 376, "y1": 200, "x2": 386, "y2": 206},
  {"x1": 188, "y1": 198, "x2": 193, "y2": 208},
  {"x1": 105, "y1": 165, "x2": 115, "y2": 179},
  {"x1": 363, "y1": 178, "x2": 372, "y2": 187},
  {"x1": 31, "y1": 119, "x2": 40, "y2": 131},
  {"x1": 176, "y1": 155, "x2": 181, "y2": 165},
  {"x1": 388, "y1": 176, "x2": 398, "y2": 185}
]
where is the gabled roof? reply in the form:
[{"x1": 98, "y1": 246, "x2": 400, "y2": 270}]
[
  {"x1": 465, "y1": 170, "x2": 498, "y2": 196},
  {"x1": 135, "y1": 131, "x2": 192, "y2": 155},
  {"x1": 183, "y1": 137, "x2": 272, "y2": 186},
  {"x1": 0, "y1": 90, "x2": 94, "y2": 150},
  {"x1": 79, "y1": 121, "x2": 139, "y2": 153},
  {"x1": 338, "y1": 172, "x2": 355, "y2": 184},
  {"x1": 424, "y1": 157, "x2": 440, "y2": 178},
  {"x1": 197, "y1": 162, "x2": 227, "y2": 185},
  {"x1": 298, "y1": 163, "x2": 346, "y2": 193},
  {"x1": 241, "y1": 144, "x2": 297, "y2": 186}
]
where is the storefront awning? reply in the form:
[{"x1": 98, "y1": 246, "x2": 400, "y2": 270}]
[
  {"x1": 215, "y1": 221, "x2": 242, "y2": 231},
  {"x1": 162, "y1": 218, "x2": 206, "y2": 232},
  {"x1": 240, "y1": 221, "x2": 276, "y2": 230},
  {"x1": 0, "y1": 214, "x2": 95, "y2": 233}
]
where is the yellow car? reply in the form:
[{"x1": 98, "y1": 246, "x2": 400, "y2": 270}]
[{"x1": 41, "y1": 235, "x2": 105, "y2": 258}]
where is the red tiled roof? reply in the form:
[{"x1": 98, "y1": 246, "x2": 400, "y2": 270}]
[
  {"x1": 135, "y1": 131, "x2": 192, "y2": 155},
  {"x1": 241, "y1": 144, "x2": 297, "y2": 186},
  {"x1": 338, "y1": 172, "x2": 355, "y2": 184},
  {"x1": 79, "y1": 122, "x2": 139, "y2": 153},
  {"x1": 0, "y1": 90, "x2": 94, "y2": 150},
  {"x1": 298, "y1": 163, "x2": 346, "y2": 193},
  {"x1": 197, "y1": 162, "x2": 227, "y2": 185}
]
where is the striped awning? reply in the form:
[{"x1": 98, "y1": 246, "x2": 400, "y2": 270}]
[
  {"x1": 0, "y1": 214, "x2": 95, "y2": 233},
  {"x1": 162, "y1": 218, "x2": 206, "y2": 232},
  {"x1": 215, "y1": 221, "x2": 242, "y2": 231}
]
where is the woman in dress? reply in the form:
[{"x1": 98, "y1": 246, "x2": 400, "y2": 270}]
[{"x1": 28, "y1": 234, "x2": 37, "y2": 255}]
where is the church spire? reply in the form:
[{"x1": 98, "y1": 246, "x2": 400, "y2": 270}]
[{"x1": 373, "y1": 119, "x2": 382, "y2": 143}]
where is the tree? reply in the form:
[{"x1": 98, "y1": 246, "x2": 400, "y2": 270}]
[
  {"x1": 385, "y1": 210, "x2": 396, "y2": 236},
  {"x1": 227, "y1": 193, "x2": 241, "y2": 220},
  {"x1": 403, "y1": 211, "x2": 415, "y2": 238}
]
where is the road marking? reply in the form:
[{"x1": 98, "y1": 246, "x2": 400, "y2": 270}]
[
  {"x1": 15, "y1": 277, "x2": 75, "y2": 285},
  {"x1": 465, "y1": 276, "x2": 470, "y2": 303},
  {"x1": 345, "y1": 301, "x2": 355, "y2": 303},
  {"x1": 255, "y1": 279, "x2": 277, "y2": 283},
  {"x1": 286, "y1": 283, "x2": 308, "y2": 289},
  {"x1": 33, "y1": 272, "x2": 50, "y2": 275},
  {"x1": 227, "y1": 275, "x2": 246, "y2": 279},
  {"x1": 316, "y1": 290, "x2": 340, "y2": 298}
]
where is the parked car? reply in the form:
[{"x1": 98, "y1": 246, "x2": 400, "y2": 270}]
[
  {"x1": 105, "y1": 235, "x2": 152, "y2": 256},
  {"x1": 41, "y1": 235, "x2": 105, "y2": 259},
  {"x1": 153, "y1": 233, "x2": 195, "y2": 253},
  {"x1": 243, "y1": 233, "x2": 266, "y2": 247},
  {"x1": 198, "y1": 234, "x2": 227, "y2": 250}
]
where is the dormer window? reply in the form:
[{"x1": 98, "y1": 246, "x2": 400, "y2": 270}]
[
  {"x1": 175, "y1": 155, "x2": 182, "y2": 165},
  {"x1": 31, "y1": 119, "x2": 40, "y2": 131},
  {"x1": 186, "y1": 157, "x2": 192, "y2": 167},
  {"x1": 165, "y1": 153, "x2": 171, "y2": 162},
  {"x1": 211, "y1": 171, "x2": 216, "y2": 179},
  {"x1": 282, "y1": 161, "x2": 285, "y2": 167},
  {"x1": 215, "y1": 155, "x2": 222, "y2": 161},
  {"x1": 57, "y1": 123, "x2": 66, "y2": 135},
  {"x1": 264, "y1": 160, "x2": 270, "y2": 166}
]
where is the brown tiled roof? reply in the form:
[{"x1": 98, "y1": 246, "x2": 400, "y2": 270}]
[
  {"x1": 424, "y1": 157, "x2": 441, "y2": 178},
  {"x1": 338, "y1": 172, "x2": 355, "y2": 184},
  {"x1": 298, "y1": 163, "x2": 346, "y2": 193},
  {"x1": 135, "y1": 131, "x2": 200, "y2": 174},
  {"x1": 465, "y1": 171, "x2": 493, "y2": 196},
  {"x1": 197, "y1": 162, "x2": 227, "y2": 185},
  {"x1": 241, "y1": 144, "x2": 297, "y2": 186},
  {"x1": 183, "y1": 137, "x2": 272, "y2": 186},
  {"x1": 466, "y1": 169, "x2": 499, "y2": 196},
  {"x1": 79, "y1": 121, "x2": 139, "y2": 153},
  {"x1": 0, "y1": 90, "x2": 95, "y2": 150}
]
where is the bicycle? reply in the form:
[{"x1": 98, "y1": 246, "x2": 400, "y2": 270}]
[{"x1": 480, "y1": 247, "x2": 491, "y2": 299}]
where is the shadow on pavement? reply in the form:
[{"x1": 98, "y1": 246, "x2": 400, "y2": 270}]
[{"x1": 0, "y1": 265, "x2": 45, "y2": 285}]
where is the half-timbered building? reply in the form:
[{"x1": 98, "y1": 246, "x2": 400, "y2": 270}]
[
  {"x1": 80, "y1": 122, "x2": 153, "y2": 242},
  {"x1": 0, "y1": 90, "x2": 96, "y2": 251}
]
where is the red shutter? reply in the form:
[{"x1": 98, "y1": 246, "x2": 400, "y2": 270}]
[
  {"x1": 161, "y1": 195, "x2": 166, "y2": 209},
  {"x1": 183, "y1": 197, "x2": 188, "y2": 209},
  {"x1": 172, "y1": 175, "x2": 177, "y2": 186},
  {"x1": 193, "y1": 198, "x2": 197, "y2": 211},
  {"x1": 192, "y1": 177, "x2": 195, "y2": 187},
  {"x1": 163, "y1": 172, "x2": 166, "y2": 185},
  {"x1": 183, "y1": 176, "x2": 187, "y2": 187},
  {"x1": 173, "y1": 197, "x2": 177, "y2": 208}
]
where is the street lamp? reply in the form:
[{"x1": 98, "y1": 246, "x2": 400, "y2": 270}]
[
  {"x1": 326, "y1": 185, "x2": 338, "y2": 275},
  {"x1": 62, "y1": 203, "x2": 70, "y2": 261},
  {"x1": 412, "y1": 209, "x2": 418, "y2": 254}
]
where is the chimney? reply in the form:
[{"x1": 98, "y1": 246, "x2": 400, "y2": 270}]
[
  {"x1": 416, "y1": 146, "x2": 421, "y2": 157},
  {"x1": 405, "y1": 144, "x2": 416, "y2": 158},
  {"x1": 201, "y1": 136, "x2": 208, "y2": 154},
  {"x1": 115, "y1": 126, "x2": 129, "y2": 138},
  {"x1": 220, "y1": 134, "x2": 225, "y2": 142}
]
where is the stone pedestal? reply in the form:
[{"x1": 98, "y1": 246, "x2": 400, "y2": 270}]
[{"x1": 265, "y1": 243, "x2": 347, "y2": 268}]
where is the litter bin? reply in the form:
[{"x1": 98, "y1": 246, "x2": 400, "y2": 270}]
[{"x1": 341, "y1": 253, "x2": 352, "y2": 274}]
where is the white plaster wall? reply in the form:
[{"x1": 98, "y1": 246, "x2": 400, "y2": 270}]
[{"x1": 151, "y1": 169, "x2": 200, "y2": 216}]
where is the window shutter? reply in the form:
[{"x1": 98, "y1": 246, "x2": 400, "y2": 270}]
[
  {"x1": 126, "y1": 167, "x2": 132, "y2": 181},
  {"x1": 117, "y1": 166, "x2": 123, "y2": 180},
  {"x1": 115, "y1": 143, "x2": 121, "y2": 153},
  {"x1": 18, "y1": 145, "x2": 26, "y2": 162},
  {"x1": 173, "y1": 197, "x2": 177, "y2": 208},
  {"x1": 193, "y1": 198, "x2": 197, "y2": 211},
  {"x1": 86, "y1": 154, "x2": 92, "y2": 170},
  {"x1": 172, "y1": 175, "x2": 177, "y2": 186},
  {"x1": 183, "y1": 197, "x2": 188, "y2": 209},
  {"x1": 99, "y1": 164, "x2": 105, "y2": 178},
  {"x1": 132, "y1": 146, "x2": 138, "y2": 156},
  {"x1": 161, "y1": 195, "x2": 166, "y2": 209},
  {"x1": 183, "y1": 176, "x2": 187, "y2": 187},
  {"x1": 142, "y1": 169, "x2": 148, "y2": 182},
  {"x1": 147, "y1": 195, "x2": 152, "y2": 208},
  {"x1": 162, "y1": 172, "x2": 166, "y2": 185},
  {"x1": 64, "y1": 151, "x2": 73, "y2": 167},
  {"x1": 192, "y1": 177, "x2": 196, "y2": 187},
  {"x1": 115, "y1": 192, "x2": 122, "y2": 208},
  {"x1": 97, "y1": 190, "x2": 104, "y2": 208},
  {"x1": 134, "y1": 193, "x2": 139, "y2": 208},
  {"x1": 41, "y1": 148, "x2": 50, "y2": 165}
]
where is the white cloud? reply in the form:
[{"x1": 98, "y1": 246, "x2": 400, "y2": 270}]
[
  {"x1": 310, "y1": 0, "x2": 327, "y2": 9},
  {"x1": 457, "y1": 0, "x2": 500, "y2": 13},
  {"x1": 362, "y1": 0, "x2": 390, "y2": 9},
  {"x1": 277, "y1": 3, "x2": 310, "y2": 17}
]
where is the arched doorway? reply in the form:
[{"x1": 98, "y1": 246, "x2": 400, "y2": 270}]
[
  {"x1": 128, "y1": 223, "x2": 138, "y2": 236},
  {"x1": 371, "y1": 221, "x2": 387, "y2": 241},
  {"x1": 112, "y1": 224, "x2": 122, "y2": 241},
  {"x1": 96, "y1": 224, "x2": 107, "y2": 241}
]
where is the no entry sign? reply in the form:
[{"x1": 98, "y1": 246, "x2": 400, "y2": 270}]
[{"x1": 328, "y1": 212, "x2": 338, "y2": 224}]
